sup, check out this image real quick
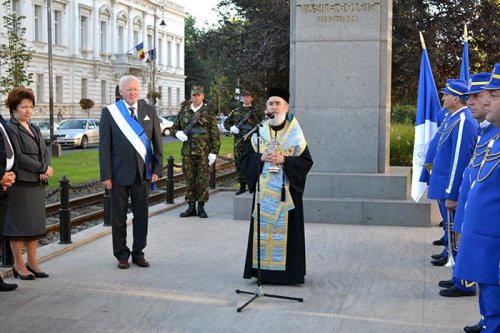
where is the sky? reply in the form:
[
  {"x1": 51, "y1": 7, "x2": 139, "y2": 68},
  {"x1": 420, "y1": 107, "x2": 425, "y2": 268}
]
[{"x1": 182, "y1": 0, "x2": 222, "y2": 28}]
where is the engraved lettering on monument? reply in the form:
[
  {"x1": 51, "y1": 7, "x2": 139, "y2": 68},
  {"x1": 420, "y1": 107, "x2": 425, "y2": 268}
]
[{"x1": 297, "y1": 2, "x2": 380, "y2": 23}]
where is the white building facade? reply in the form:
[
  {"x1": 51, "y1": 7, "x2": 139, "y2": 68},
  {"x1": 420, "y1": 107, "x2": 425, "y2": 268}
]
[{"x1": 0, "y1": 0, "x2": 185, "y2": 119}]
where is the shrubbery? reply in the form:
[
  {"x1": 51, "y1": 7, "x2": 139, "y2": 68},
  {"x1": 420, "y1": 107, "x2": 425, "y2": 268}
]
[{"x1": 390, "y1": 105, "x2": 416, "y2": 166}]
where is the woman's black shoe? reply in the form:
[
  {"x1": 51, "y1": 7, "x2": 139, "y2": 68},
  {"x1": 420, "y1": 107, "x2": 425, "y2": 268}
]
[
  {"x1": 12, "y1": 268, "x2": 36, "y2": 280},
  {"x1": 26, "y1": 265, "x2": 49, "y2": 278}
]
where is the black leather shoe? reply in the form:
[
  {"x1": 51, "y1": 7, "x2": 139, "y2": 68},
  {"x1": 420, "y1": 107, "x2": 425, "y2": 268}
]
[
  {"x1": 180, "y1": 202, "x2": 197, "y2": 217},
  {"x1": 198, "y1": 202, "x2": 208, "y2": 218},
  {"x1": 26, "y1": 265, "x2": 49, "y2": 278},
  {"x1": 431, "y1": 257, "x2": 447, "y2": 266},
  {"x1": 438, "y1": 279, "x2": 454, "y2": 288},
  {"x1": 439, "y1": 286, "x2": 476, "y2": 297},
  {"x1": 431, "y1": 252, "x2": 445, "y2": 259},
  {"x1": 0, "y1": 279, "x2": 17, "y2": 292},
  {"x1": 433, "y1": 236, "x2": 444, "y2": 246},
  {"x1": 235, "y1": 182, "x2": 247, "y2": 195},
  {"x1": 132, "y1": 257, "x2": 150, "y2": 268},
  {"x1": 439, "y1": 220, "x2": 444, "y2": 227},
  {"x1": 463, "y1": 324, "x2": 482, "y2": 333}
]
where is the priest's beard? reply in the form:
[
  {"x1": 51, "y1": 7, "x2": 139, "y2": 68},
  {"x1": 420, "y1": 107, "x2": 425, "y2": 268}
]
[{"x1": 268, "y1": 111, "x2": 287, "y2": 127}]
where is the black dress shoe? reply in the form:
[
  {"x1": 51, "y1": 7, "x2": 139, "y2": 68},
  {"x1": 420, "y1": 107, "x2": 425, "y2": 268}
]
[
  {"x1": 438, "y1": 279, "x2": 454, "y2": 288},
  {"x1": 464, "y1": 324, "x2": 482, "y2": 333},
  {"x1": 439, "y1": 220, "x2": 444, "y2": 227},
  {"x1": 235, "y1": 182, "x2": 247, "y2": 195},
  {"x1": 439, "y1": 286, "x2": 476, "y2": 297},
  {"x1": 431, "y1": 252, "x2": 445, "y2": 259},
  {"x1": 0, "y1": 279, "x2": 17, "y2": 292},
  {"x1": 12, "y1": 268, "x2": 36, "y2": 280},
  {"x1": 117, "y1": 259, "x2": 129, "y2": 269},
  {"x1": 433, "y1": 236, "x2": 444, "y2": 246},
  {"x1": 132, "y1": 258, "x2": 150, "y2": 267},
  {"x1": 431, "y1": 257, "x2": 447, "y2": 266},
  {"x1": 26, "y1": 265, "x2": 49, "y2": 278}
]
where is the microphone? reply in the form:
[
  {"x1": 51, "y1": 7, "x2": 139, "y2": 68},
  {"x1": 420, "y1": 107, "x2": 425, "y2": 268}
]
[{"x1": 265, "y1": 113, "x2": 275, "y2": 119}]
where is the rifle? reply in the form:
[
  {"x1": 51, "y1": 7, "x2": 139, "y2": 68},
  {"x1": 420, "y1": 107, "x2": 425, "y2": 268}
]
[
  {"x1": 183, "y1": 107, "x2": 206, "y2": 135},
  {"x1": 234, "y1": 107, "x2": 256, "y2": 130}
]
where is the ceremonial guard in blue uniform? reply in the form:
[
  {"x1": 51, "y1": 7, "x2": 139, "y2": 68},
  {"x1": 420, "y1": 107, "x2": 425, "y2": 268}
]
[
  {"x1": 427, "y1": 80, "x2": 478, "y2": 267},
  {"x1": 455, "y1": 63, "x2": 500, "y2": 333},
  {"x1": 438, "y1": 73, "x2": 495, "y2": 301}
]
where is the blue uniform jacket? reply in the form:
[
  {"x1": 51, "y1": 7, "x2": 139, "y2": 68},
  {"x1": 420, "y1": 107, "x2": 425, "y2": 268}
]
[
  {"x1": 454, "y1": 124, "x2": 500, "y2": 232},
  {"x1": 454, "y1": 136, "x2": 500, "y2": 284},
  {"x1": 427, "y1": 107, "x2": 477, "y2": 201}
]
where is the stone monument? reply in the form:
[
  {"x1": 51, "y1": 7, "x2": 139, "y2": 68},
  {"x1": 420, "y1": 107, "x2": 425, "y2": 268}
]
[{"x1": 234, "y1": 0, "x2": 438, "y2": 226}]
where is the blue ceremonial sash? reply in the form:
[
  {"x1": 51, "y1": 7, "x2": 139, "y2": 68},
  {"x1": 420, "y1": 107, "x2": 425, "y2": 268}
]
[{"x1": 107, "y1": 100, "x2": 154, "y2": 181}]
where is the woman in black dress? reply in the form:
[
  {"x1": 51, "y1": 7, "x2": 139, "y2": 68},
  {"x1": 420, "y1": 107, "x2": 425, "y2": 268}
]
[{"x1": 3, "y1": 87, "x2": 53, "y2": 280}]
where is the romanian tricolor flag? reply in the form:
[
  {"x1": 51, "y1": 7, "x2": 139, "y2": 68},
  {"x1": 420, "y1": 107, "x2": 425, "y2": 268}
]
[{"x1": 135, "y1": 42, "x2": 145, "y2": 60}]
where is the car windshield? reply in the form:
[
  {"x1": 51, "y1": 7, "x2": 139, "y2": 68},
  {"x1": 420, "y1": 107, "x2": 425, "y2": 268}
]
[
  {"x1": 59, "y1": 120, "x2": 87, "y2": 129},
  {"x1": 33, "y1": 122, "x2": 49, "y2": 130}
]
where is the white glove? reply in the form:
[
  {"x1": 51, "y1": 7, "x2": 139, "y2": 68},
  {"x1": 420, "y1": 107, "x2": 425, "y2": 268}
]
[
  {"x1": 175, "y1": 131, "x2": 188, "y2": 142},
  {"x1": 208, "y1": 153, "x2": 217, "y2": 166},
  {"x1": 230, "y1": 125, "x2": 240, "y2": 134}
]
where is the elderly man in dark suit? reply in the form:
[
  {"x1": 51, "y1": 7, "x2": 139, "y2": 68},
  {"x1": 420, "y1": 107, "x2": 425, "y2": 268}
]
[
  {"x1": 99, "y1": 75, "x2": 163, "y2": 269},
  {"x1": 0, "y1": 113, "x2": 17, "y2": 291}
]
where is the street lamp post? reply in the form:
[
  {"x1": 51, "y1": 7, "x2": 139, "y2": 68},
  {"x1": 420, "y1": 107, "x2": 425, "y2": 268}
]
[{"x1": 150, "y1": 3, "x2": 166, "y2": 106}]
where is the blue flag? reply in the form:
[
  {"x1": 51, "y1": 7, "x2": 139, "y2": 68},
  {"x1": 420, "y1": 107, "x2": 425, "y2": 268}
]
[
  {"x1": 460, "y1": 39, "x2": 469, "y2": 82},
  {"x1": 411, "y1": 48, "x2": 441, "y2": 202}
]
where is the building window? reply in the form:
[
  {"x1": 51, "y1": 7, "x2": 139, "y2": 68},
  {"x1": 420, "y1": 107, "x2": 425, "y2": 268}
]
[
  {"x1": 55, "y1": 76, "x2": 63, "y2": 103},
  {"x1": 54, "y1": 10, "x2": 62, "y2": 45},
  {"x1": 133, "y1": 30, "x2": 139, "y2": 48},
  {"x1": 176, "y1": 88, "x2": 180, "y2": 106},
  {"x1": 158, "y1": 86, "x2": 163, "y2": 107},
  {"x1": 34, "y1": 5, "x2": 42, "y2": 41},
  {"x1": 147, "y1": 34, "x2": 153, "y2": 52},
  {"x1": 36, "y1": 74, "x2": 44, "y2": 103},
  {"x1": 81, "y1": 78, "x2": 88, "y2": 99},
  {"x1": 176, "y1": 43, "x2": 181, "y2": 67},
  {"x1": 100, "y1": 21, "x2": 107, "y2": 53},
  {"x1": 118, "y1": 26, "x2": 124, "y2": 53},
  {"x1": 80, "y1": 16, "x2": 88, "y2": 49},
  {"x1": 167, "y1": 40, "x2": 172, "y2": 66},
  {"x1": 167, "y1": 87, "x2": 172, "y2": 107},
  {"x1": 101, "y1": 80, "x2": 107, "y2": 104},
  {"x1": 12, "y1": 0, "x2": 21, "y2": 14},
  {"x1": 158, "y1": 38, "x2": 164, "y2": 65}
]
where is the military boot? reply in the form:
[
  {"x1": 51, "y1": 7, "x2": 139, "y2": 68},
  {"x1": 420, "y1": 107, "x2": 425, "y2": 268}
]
[
  {"x1": 180, "y1": 202, "x2": 197, "y2": 217},
  {"x1": 235, "y1": 182, "x2": 247, "y2": 195},
  {"x1": 198, "y1": 202, "x2": 208, "y2": 218}
]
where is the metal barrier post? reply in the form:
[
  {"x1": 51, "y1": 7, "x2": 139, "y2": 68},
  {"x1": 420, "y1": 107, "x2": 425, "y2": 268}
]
[
  {"x1": 166, "y1": 156, "x2": 174, "y2": 204},
  {"x1": 59, "y1": 176, "x2": 72, "y2": 244},
  {"x1": 209, "y1": 161, "x2": 216, "y2": 189},
  {"x1": 0, "y1": 237, "x2": 13, "y2": 267},
  {"x1": 103, "y1": 188, "x2": 111, "y2": 226}
]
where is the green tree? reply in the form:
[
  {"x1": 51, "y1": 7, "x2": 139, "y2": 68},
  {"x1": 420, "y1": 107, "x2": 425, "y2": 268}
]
[
  {"x1": 210, "y1": 72, "x2": 233, "y2": 115},
  {"x1": 0, "y1": 0, "x2": 33, "y2": 96}
]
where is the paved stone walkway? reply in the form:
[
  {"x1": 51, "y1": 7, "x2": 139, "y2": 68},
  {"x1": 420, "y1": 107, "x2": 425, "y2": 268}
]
[{"x1": 0, "y1": 191, "x2": 477, "y2": 332}]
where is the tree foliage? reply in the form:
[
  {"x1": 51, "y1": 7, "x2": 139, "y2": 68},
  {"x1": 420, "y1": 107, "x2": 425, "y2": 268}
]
[
  {"x1": 0, "y1": 0, "x2": 33, "y2": 96},
  {"x1": 392, "y1": 0, "x2": 500, "y2": 104},
  {"x1": 185, "y1": 0, "x2": 499, "y2": 108}
]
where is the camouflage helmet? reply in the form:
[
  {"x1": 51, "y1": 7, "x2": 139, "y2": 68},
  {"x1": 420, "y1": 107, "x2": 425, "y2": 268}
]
[{"x1": 191, "y1": 85, "x2": 204, "y2": 95}]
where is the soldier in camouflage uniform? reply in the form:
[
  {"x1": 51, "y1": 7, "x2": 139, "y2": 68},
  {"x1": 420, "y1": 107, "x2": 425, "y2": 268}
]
[
  {"x1": 224, "y1": 90, "x2": 263, "y2": 194},
  {"x1": 172, "y1": 86, "x2": 221, "y2": 218}
]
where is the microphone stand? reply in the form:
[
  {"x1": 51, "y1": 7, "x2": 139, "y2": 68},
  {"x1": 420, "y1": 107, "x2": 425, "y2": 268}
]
[{"x1": 236, "y1": 115, "x2": 303, "y2": 312}]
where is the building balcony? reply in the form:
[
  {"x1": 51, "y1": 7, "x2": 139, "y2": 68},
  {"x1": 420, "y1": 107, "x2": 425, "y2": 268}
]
[{"x1": 112, "y1": 54, "x2": 145, "y2": 70}]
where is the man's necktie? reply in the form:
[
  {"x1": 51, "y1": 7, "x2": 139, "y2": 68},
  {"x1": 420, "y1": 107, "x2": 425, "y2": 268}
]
[
  {"x1": 129, "y1": 107, "x2": 137, "y2": 121},
  {"x1": 0, "y1": 126, "x2": 13, "y2": 158}
]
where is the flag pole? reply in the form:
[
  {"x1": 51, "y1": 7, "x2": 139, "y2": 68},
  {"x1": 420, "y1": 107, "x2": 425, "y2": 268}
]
[
  {"x1": 463, "y1": 24, "x2": 468, "y2": 42},
  {"x1": 419, "y1": 31, "x2": 426, "y2": 49}
]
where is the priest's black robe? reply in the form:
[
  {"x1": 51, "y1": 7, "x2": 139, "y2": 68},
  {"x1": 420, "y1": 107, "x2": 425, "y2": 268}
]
[{"x1": 240, "y1": 143, "x2": 313, "y2": 284}]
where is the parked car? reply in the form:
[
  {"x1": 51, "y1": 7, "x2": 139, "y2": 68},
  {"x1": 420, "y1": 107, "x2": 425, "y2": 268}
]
[
  {"x1": 160, "y1": 117, "x2": 174, "y2": 136},
  {"x1": 217, "y1": 115, "x2": 231, "y2": 136},
  {"x1": 163, "y1": 115, "x2": 177, "y2": 123},
  {"x1": 55, "y1": 119, "x2": 100, "y2": 148},
  {"x1": 31, "y1": 120, "x2": 59, "y2": 145}
]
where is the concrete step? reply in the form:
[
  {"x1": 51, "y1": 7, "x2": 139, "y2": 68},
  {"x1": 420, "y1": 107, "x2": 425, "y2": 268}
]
[{"x1": 233, "y1": 194, "x2": 439, "y2": 227}]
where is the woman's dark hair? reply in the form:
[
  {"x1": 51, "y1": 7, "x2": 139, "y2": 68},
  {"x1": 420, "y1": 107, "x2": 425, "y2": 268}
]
[{"x1": 5, "y1": 87, "x2": 36, "y2": 115}]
